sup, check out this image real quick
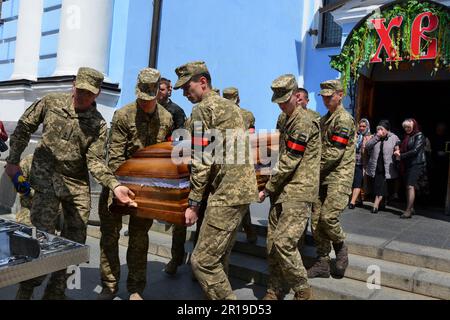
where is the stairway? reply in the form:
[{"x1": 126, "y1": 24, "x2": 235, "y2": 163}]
[{"x1": 87, "y1": 220, "x2": 450, "y2": 300}]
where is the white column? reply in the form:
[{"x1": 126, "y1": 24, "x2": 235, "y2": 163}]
[
  {"x1": 298, "y1": 0, "x2": 321, "y2": 88},
  {"x1": 11, "y1": 0, "x2": 44, "y2": 81},
  {"x1": 53, "y1": 0, "x2": 114, "y2": 76}
]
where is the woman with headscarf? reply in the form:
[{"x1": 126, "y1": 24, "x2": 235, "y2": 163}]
[
  {"x1": 349, "y1": 118, "x2": 373, "y2": 209},
  {"x1": 365, "y1": 120, "x2": 400, "y2": 213},
  {"x1": 394, "y1": 118, "x2": 426, "y2": 219}
]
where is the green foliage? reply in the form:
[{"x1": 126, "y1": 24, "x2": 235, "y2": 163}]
[{"x1": 330, "y1": 0, "x2": 450, "y2": 93}]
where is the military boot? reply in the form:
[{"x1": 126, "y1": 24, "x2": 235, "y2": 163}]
[
  {"x1": 307, "y1": 257, "x2": 330, "y2": 278},
  {"x1": 333, "y1": 242, "x2": 349, "y2": 277},
  {"x1": 262, "y1": 289, "x2": 283, "y2": 300},
  {"x1": 293, "y1": 287, "x2": 313, "y2": 300},
  {"x1": 15, "y1": 285, "x2": 34, "y2": 300},
  {"x1": 164, "y1": 259, "x2": 182, "y2": 276}
]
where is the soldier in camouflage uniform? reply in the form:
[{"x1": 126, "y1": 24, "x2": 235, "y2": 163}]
[
  {"x1": 275, "y1": 87, "x2": 321, "y2": 250},
  {"x1": 174, "y1": 61, "x2": 258, "y2": 300},
  {"x1": 307, "y1": 80, "x2": 355, "y2": 278},
  {"x1": 16, "y1": 154, "x2": 34, "y2": 226},
  {"x1": 16, "y1": 154, "x2": 63, "y2": 229},
  {"x1": 98, "y1": 68, "x2": 174, "y2": 300},
  {"x1": 259, "y1": 75, "x2": 320, "y2": 300},
  {"x1": 5, "y1": 67, "x2": 136, "y2": 300},
  {"x1": 222, "y1": 87, "x2": 258, "y2": 244}
]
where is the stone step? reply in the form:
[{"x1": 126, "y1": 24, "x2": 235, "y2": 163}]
[
  {"x1": 147, "y1": 220, "x2": 450, "y2": 276},
  {"x1": 229, "y1": 252, "x2": 436, "y2": 300},
  {"x1": 87, "y1": 225, "x2": 448, "y2": 299}
]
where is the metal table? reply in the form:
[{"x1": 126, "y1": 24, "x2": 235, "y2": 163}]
[{"x1": 0, "y1": 218, "x2": 90, "y2": 288}]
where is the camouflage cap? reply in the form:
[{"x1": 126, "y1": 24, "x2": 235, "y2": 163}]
[
  {"x1": 174, "y1": 61, "x2": 209, "y2": 89},
  {"x1": 135, "y1": 68, "x2": 161, "y2": 100},
  {"x1": 271, "y1": 74, "x2": 297, "y2": 104},
  {"x1": 74, "y1": 67, "x2": 104, "y2": 95},
  {"x1": 319, "y1": 80, "x2": 343, "y2": 96},
  {"x1": 223, "y1": 87, "x2": 239, "y2": 103}
]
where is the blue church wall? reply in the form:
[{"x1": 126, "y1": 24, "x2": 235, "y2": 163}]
[{"x1": 156, "y1": 0, "x2": 304, "y2": 130}]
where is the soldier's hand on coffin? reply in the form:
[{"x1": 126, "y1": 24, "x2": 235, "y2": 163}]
[
  {"x1": 5, "y1": 163, "x2": 21, "y2": 180},
  {"x1": 185, "y1": 206, "x2": 200, "y2": 226},
  {"x1": 113, "y1": 185, "x2": 138, "y2": 207}
]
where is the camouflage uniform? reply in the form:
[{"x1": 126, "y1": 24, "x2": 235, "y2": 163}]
[
  {"x1": 223, "y1": 87, "x2": 257, "y2": 243},
  {"x1": 223, "y1": 87, "x2": 256, "y2": 132},
  {"x1": 99, "y1": 68, "x2": 173, "y2": 296},
  {"x1": 174, "y1": 61, "x2": 258, "y2": 300},
  {"x1": 7, "y1": 67, "x2": 122, "y2": 299},
  {"x1": 263, "y1": 75, "x2": 320, "y2": 300},
  {"x1": 309, "y1": 80, "x2": 355, "y2": 278},
  {"x1": 16, "y1": 154, "x2": 34, "y2": 226},
  {"x1": 17, "y1": 154, "x2": 63, "y2": 229},
  {"x1": 277, "y1": 108, "x2": 320, "y2": 129}
]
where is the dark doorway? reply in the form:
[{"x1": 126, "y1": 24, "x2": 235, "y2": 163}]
[
  {"x1": 358, "y1": 80, "x2": 450, "y2": 208},
  {"x1": 370, "y1": 81, "x2": 450, "y2": 139}
]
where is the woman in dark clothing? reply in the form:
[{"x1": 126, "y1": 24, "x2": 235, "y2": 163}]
[
  {"x1": 365, "y1": 120, "x2": 400, "y2": 213},
  {"x1": 394, "y1": 118, "x2": 426, "y2": 219},
  {"x1": 349, "y1": 118, "x2": 372, "y2": 209}
]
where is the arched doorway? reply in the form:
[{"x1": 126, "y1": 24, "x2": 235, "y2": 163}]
[{"x1": 331, "y1": 0, "x2": 450, "y2": 209}]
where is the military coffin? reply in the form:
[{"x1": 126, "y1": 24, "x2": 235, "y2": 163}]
[{"x1": 109, "y1": 132, "x2": 279, "y2": 225}]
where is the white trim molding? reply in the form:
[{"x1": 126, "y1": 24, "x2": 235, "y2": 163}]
[{"x1": 331, "y1": 0, "x2": 450, "y2": 26}]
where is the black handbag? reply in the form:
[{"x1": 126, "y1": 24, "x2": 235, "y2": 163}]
[{"x1": 0, "y1": 139, "x2": 8, "y2": 152}]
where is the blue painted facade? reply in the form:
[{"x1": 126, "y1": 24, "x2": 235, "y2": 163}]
[
  {"x1": 0, "y1": 0, "x2": 19, "y2": 79},
  {"x1": 0, "y1": 0, "x2": 357, "y2": 128}
]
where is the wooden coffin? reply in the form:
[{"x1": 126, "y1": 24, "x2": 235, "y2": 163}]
[{"x1": 109, "y1": 132, "x2": 279, "y2": 225}]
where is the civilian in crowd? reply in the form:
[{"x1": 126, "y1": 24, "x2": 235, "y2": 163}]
[
  {"x1": 365, "y1": 120, "x2": 400, "y2": 214},
  {"x1": 394, "y1": 118, "x2": 426, "y2": 219},
  {"x1": 349, "y1": 118, "x2": 372, "y2": 209}
]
